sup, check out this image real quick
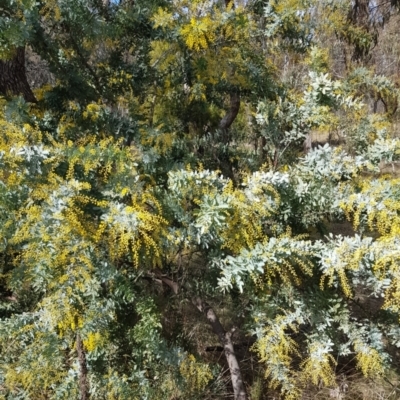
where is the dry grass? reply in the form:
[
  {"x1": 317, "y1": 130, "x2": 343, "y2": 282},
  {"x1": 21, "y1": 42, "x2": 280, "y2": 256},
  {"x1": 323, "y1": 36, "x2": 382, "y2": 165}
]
[
  {"x1": 246, "y1": 372, "x2": 400, "y2": 400},
  {"x1": 300, "y1": 372, "x2": 400, "y2": 400}
]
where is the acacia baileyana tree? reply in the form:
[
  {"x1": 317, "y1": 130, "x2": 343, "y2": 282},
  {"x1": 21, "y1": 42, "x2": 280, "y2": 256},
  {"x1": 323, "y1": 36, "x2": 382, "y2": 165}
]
[{"x1": 1, "y1": 1, "x2": 400, "y2": 399}]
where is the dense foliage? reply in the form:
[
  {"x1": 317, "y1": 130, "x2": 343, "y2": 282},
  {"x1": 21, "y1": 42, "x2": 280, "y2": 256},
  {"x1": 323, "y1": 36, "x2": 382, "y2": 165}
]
[{"x1": 1, "y1": 0, "x2": 400, "y2": 399}]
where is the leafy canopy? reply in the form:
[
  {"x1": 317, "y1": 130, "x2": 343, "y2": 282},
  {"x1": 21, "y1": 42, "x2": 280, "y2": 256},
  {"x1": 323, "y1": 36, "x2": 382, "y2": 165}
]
[{"x1": 1, "y1": 0, "x2": 400, "y2": 399}]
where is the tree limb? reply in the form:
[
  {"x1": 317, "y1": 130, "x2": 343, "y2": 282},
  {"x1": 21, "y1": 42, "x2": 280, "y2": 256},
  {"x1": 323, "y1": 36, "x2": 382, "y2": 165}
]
[
  {"x1": 0, "y1": 47, "x2": 37, "y2": 103},
  {"x1": 219, "y1": 91, "x2": 240, "y2": 141},
  {"x1": 76, "y1": 333, "x2": 90, "y2": 400},
  {"x1": 193, "y1": 297, "x2": 248, "y2": 400}
]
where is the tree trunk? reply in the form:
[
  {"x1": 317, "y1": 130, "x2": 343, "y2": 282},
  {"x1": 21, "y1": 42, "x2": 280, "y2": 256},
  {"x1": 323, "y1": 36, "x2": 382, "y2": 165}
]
[
  {"x1": 219, "y1": 91, "x2": 240, "y2": 143},
  {"x1": 303, "y1": 133, "x2": 312, "y2": 154},
  {"x1": 76, "y1": 333, "x2": 90, "y2": 400},
  {"x1": 348, "y1": 0, "x2": 377, "y2": 61},
  {"x1": 218, "y1": 90, "x2": 240, "y2": 179},
  {"x1": 194, "y1": 297, "x2": 248, "y2": 400},
  {"x1": 219, "y1": 0, "x2": 240, "y2": 142},
  {"x1": 0, "y1": 47, "x2": 37, "y2": 103}
]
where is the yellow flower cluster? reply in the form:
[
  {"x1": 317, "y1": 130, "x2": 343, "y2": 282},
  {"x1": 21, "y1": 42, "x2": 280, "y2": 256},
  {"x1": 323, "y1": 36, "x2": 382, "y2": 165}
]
[
  {"x1": 108, "y1": 71, "x2": 133, "y2": 90},
  {"x1": 341, "y1": 178, "x2": 400, "y2": 237},
  {"x1": 58, "y1": 309, "x2": 83, "y2": 334},
  {"x1": 353, "y1": 340, "x2": 384, "y2": 377},
  {"x1": 221, "y1": 181, "x2": 279, "y2": 253},
  {"x1": 253, "y1": 235, "x2": 313, "y2": 291},
  {"x1": 179, "y1": 354, "x2": 213, "y2": 393},
  {"x1": 253, "y1": 315, "x2": 300, "y2": 398},
  {"x1": 4, "y1": 356, "x2": 67, "y2": 400},
  {"x1": 82, "y1": 103, "x2": 102, "y2": 121},
  {"x1": 180, "y1": 17, "x2": 216, "y2": 51},
  {"x1": 300, "y1": 343, "x2": 336, "y2": 386},
  {"x1": 39, "y1": 0, "x2": 62, "y2": 22},
  {"x1": 83, "y1": 331, "x2": 103, "y2": 352},
  {"x1": 141, "y1": 129, "x2": 176, "y2": 155},
  {"x1": 320, "y1": 239, "x2": 369, "y2": 298},
  {"x1": 99, "y1": 193, "x2": 166, "y2": 265}
]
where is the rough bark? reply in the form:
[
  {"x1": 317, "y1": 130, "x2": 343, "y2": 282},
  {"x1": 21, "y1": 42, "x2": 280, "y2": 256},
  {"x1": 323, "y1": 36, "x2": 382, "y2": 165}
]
[
  {"x1": 0, "y1": 47, "x2": 37, "y2": 103},
  {"x1": 194, "y1": 297, "x2": 248, "y2": 400},
  {"x1": 219, "y1": 91, "x2": 240, "y2": 143},
  {"x1": 348, "y1": 0, "x2": 377, "y2": 60},
  {"x1": 303, "y1": 133, "x2": 312, "y2": 154},
  {"x1": 218, "y1": 90, "x2": 240, "y2": 178},
  {"x1": 219, "y1": 0, "x2": 240, "y2": 141},
  {"x1": 76, "y1": 333, "x2": 90, "y2": 400}
]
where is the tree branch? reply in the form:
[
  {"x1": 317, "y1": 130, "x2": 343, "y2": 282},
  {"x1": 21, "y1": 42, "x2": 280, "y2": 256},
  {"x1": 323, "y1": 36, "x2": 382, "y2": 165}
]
[
  {"x1": 219, "y1": 91, "x2": 240, "y2": 140},
  {"x1": 76, "y1": 333, "x2": 89, "y2": 400},
  {"x1": 0, "y1": 47, "x2": 37, "y2": 103},
  {"x1": 193, "y1": 297, "x2": 248, "y2": 400}
]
